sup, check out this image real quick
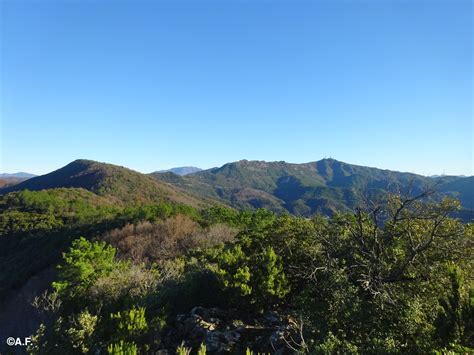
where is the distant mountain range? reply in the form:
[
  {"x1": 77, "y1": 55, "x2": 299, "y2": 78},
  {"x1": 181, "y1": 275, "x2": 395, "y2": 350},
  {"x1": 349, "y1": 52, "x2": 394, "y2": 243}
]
[
  {"x1": 0, "y1": 172, "x2": 36, "y2": 179},
  {"x1": 1, "y1": 159, "x2": 472, "y2": 220},
  {"x1": 155, "y1": 166, "x2": 202, "y2": 176},
  {"x1": 0, "y1": 173, "x2": 36, "y2": 188},
  {"x1": 151, "y1": 159, "x2": 474, "y2": 219}
]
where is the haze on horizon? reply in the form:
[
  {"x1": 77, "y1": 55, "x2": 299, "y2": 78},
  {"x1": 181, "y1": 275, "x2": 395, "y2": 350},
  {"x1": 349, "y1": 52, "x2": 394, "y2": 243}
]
[{"x1": 1, "y1": 0, "x2": 472, "y2": 176}]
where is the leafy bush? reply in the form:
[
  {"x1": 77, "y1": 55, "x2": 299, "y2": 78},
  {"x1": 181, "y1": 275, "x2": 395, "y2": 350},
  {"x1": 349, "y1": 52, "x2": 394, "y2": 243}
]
[
  {"x1": 107, "y1": 340, "x2": 138, "y2": 355},
  {"x1": 110, "y1": 306, "x2": 148, "y2": 337},
  {"x1": 215, "y1": 244, "x2": 289, "y2": 310},
  {"x1": 52, "y1": 237, "x2": 125, "y2": 306}
]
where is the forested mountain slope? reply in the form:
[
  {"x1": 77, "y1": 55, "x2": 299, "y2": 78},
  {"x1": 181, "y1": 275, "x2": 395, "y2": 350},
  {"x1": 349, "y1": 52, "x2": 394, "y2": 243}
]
[
  {"x1": 151, "y1": 158, "x2": 474, "y2": 218},
  {"x1": 0, "y1": 160, "x2": 206, "y2": 208},
  {"x1": 439, "y1": 176, "x2": 474, "y2": 209}
]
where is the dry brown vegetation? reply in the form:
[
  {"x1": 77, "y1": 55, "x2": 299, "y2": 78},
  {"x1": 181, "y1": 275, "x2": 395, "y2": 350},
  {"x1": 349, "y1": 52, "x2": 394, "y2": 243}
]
[
  {"x1": 101, "y1": 215, "x2": 237, "y2": 265},
  {"x1": 89, "y1": 265, "x2": 159, "y2": 305}
]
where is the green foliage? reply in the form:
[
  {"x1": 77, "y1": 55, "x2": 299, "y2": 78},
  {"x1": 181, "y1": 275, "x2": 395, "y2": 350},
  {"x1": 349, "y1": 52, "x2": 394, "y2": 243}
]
[
  {"x1": 216, "y1": 244, "x2": 252, "y2": 297},
  {"x1": 0, "y1": 189, "x2": 202, "y2": 301},
  {"x1": 215, "y1": 243, "x2": 289, "y2": 310},
  {"x1": 0, "y1": 209, "x2": 64, "y2": 235},
  {"x1": 31, "y1": 239, "x2": 159, "y2": 354},
  {"x1": 110, "y1": 306, "x2": 148, "y2": 338},
  {"x1": 200, "y1": 206, "x2": 240, "y2": 226},
  {"x1": 197, "y1": 343, "x2": 207, "y2": 355},
  {"x1": 119, "y1": 202, "x2": 200, "y2": 224},
  {"x1": 176, "y1": 342, "x2": 192, "y2": 355},
  {"x1": 254, "y1": 247, "x2": 289, "y2": 299},
  {"x1": 27, "y1": 323, "x2": 46, "y2": 355},
  {"x1": 64, "y1": 310, "x2": 98, "y2": 353},
  {"x1": 0, "y1": 188, "x2": 124, "y2": 300},
  {"x1": 1, "y1": 159, "x2": 203, "y2": 207},
  {"x1": 7, "y1": 188, "x2": 474, "y2": 354},
  {"x1": 105, "y1": 307, "x2": 151, "y2": 355},
  {"x1": 152, "y1": 158, "x2": 474, "y2": 221},
  {"x1": 435, "y1": 264, "x2": 473, "y2": 348},
  {"x1": 53, "y1": 237, "x2": 119, "y2": 301},
  {"x1": 0, "y1": 189, "x2": 119, "y2": 236},
  {"x1": 313, "y1": 331, "x2": 359, "y2": 354},
  {"x1": 107, "y1": 340, "x2": 138, "y2": 355},
  {"x1": 245, "y1": 348, "x2": 269, "y2": 355}
]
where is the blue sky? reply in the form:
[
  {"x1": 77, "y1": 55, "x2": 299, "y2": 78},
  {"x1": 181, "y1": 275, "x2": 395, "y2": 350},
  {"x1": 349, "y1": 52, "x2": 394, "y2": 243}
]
[{"x1": 1, "y1": 0, "x2": 472, "y2": 175}]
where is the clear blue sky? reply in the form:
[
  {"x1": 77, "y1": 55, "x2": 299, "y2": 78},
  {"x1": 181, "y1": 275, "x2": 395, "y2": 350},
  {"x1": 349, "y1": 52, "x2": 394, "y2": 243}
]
[{"x1": 1, "y1": 0, "x2": 472, "y2": 176}]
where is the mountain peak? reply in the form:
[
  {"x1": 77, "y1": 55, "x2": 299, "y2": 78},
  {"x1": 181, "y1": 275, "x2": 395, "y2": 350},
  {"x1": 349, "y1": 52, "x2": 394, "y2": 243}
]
[
  {"x1": 0, "y1": 159, "x2": 204, "y2": 207},
  {"x1": 156, "y1": 166, "x2": 202, "y2": 176}
]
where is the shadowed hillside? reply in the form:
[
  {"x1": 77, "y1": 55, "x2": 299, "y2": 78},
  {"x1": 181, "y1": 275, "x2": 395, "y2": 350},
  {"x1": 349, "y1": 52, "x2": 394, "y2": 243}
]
[
  {"x1": 439, "y1": 176, "x2": 474, "y2": 209},
  {"x1": 0, "y1": 177, "x2": 28, "y2": 188}
]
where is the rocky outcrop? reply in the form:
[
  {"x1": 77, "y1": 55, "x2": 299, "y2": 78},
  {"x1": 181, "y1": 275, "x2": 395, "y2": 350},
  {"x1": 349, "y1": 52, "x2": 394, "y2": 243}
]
[{"x1": 163, "y1": 306, "x2": 298, "y2": 353}]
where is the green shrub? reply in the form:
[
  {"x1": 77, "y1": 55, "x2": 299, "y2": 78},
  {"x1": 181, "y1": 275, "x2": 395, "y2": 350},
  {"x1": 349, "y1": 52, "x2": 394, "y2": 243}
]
[
  {"x1": 107, "y1": 340, "x2": 138, "y2": 355},
  {"x1": 215, "y1": 244, "x2": 289, "y2": 310},
  {"x1": 110, "y1": 306, "x2": 148, "y2": 337},
  {"x1": 53, "y1": 237, "x2": 120, "y2": 302}
]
